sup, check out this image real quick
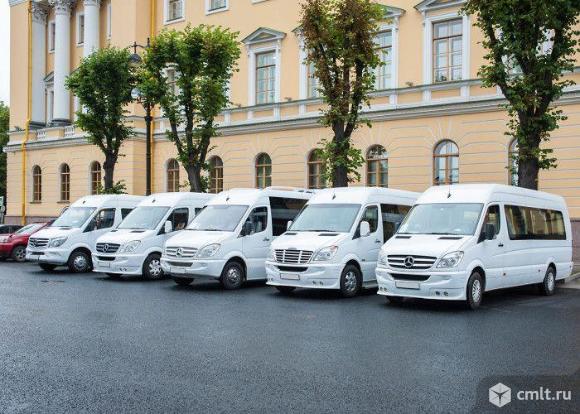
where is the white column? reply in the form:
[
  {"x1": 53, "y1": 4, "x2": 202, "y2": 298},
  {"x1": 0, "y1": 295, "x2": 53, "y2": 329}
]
[
  {"x1": 83, "y1": 0, "x2": 101, "y2": 57},
  {"x1": 31, "y1": 2, "x2": 48, "y2": 127},
  {"x1": 51, "y1": 0, "x2": 75, "y2": 125}
]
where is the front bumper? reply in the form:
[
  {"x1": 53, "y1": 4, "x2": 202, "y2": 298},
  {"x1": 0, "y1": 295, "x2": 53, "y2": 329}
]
[
  {"x1": 160, "y1": 257, "x2": 225, "y2": 279},
  {"x1": 25, "y1": 247, "x2": 69, "y2": 265},
  {"x1": 376, "y1": 266, "x2": 469, "y2": 301},
  {"x1": 265, "y1": 260, "x2": 343, "y2": 290},
  {"x1": 92, "y1": 253, "x2": 146, "y2": 275}
]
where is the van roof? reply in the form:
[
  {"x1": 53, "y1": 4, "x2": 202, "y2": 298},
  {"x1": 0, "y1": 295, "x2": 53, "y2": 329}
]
[
  {"x1": 138, "y1": 192, "x2": 214, "y2": 207},
  {"x1": 308, "y1": 187, "x2": 419, "y2": 205},
  {"x1": 71, "y1": 194, "x2": 145, "y2": 208},
  {"x1": 208, "y1": 187, "x2": 313, "y2": 205}
]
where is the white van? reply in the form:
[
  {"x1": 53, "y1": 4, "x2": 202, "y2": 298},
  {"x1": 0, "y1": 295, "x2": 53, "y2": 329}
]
[
  {"x1": 92, "y1": 192, "x2": 214, "y2": 279},
  {"x1": 265, "y1": 187, "x2": 418, "y2": 297},
  {"x1": 161, "y1": 188, "x2": 313, "y2": 289},
  {"x1": 376, "y1": 184, "x2": 574, "y2": 309},
  {"x1": 26, "y1": 195, "x2": 144, "y2": 273}
]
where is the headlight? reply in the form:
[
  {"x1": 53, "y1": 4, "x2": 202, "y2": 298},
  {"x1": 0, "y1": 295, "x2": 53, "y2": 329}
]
[
  {"x1": 48, "y1": 237, "x2": 67, "y2": 248},
  {"x1": 436, "y1": 251, "x2": 464, "y2": 269},
  {"x1": 196, "y1": 243, "x2": 220, "y2": 258},
  {"x1": 119, "y1": 240, "x2": 141, "y2": 253},
  {"x1": 378, "y1": 250, "x2": 388, "y2": 266},
  {"x1": 312, "y1": 246, "x2": 338, "y2": 262}
]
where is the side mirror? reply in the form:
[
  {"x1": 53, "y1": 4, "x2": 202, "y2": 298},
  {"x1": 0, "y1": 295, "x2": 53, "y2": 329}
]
[
  {"x1": 359, "y1": 221, "x2": 371, "y2": 238},
  {"x1": 484, "y1": 223, "x2": 496, "y2": 241},
  {"x1": 164, "y1": 221, "x2": 173, "y2": 234},
  {"x1": 287, "y1": 220, "x2": 293, "y2": 230},
  {"x1": 242, "y1": 221, "x2": 254, "y2": 236}
]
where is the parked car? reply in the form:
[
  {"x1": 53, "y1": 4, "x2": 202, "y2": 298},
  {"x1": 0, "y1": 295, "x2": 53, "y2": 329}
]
[
  {"x1": 376, "y1": 184, "x2": 574, "y2": 310},
  {"x1": 0, "y1": 222, "x2": 52, "y2": 262},
  {"x1": 26, "y1": 195, "x2": 145, "y2": 273},
  {"x1": 266, "y1": 187, "x2": 419, "y2": 297},
  {"x1": 0, "y1": 224, "x2": 23, "y2": 235},
  {"x1": 92, "y1": 192, "x2": 214, "y2": 279},
  {"x1": 161, "y1": 187, "x2": 313, "y2": 289}
]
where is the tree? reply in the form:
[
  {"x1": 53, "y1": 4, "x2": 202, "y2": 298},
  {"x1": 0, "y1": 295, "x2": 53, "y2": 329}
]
[
  {"x1": 300, "y1": 0, "x2": 384, "y2": 187},
  {"x1": 66, "y1": 47, "x2": 136, "y2": 191},
  {"x1": 0, "y1": 102, "x2": 8, "y2": 202},
  {"x1": 141, "y1": 25, "x2": 240, "y2": 192},
  {"x1": 463, "y1": 0, "x2": 579, "y2": 189}
]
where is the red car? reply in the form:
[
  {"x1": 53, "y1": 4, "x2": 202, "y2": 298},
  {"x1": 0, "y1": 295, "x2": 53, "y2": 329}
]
[{"x1": 0, "y1": 222, "x2": 52, "y2": 262}]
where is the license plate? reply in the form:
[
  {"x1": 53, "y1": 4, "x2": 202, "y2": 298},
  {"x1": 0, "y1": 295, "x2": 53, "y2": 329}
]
[
  {"x1": 172, "y1": 267, "x2": 186, "y2": 274},
  {"x1": 99, "y1": 261, "x2": 111, "y2": 268},
  {"x1": 280, "y1": 273, "x2": 300, "y2": 280},
  {"x1": 396, "y1": 281, "x2": 420, "y2": 290}
]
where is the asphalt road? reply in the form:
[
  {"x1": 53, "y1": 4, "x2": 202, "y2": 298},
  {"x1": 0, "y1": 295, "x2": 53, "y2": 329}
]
[{"x1": 0, "y1": 261, "x2": 579, "y2": 413}]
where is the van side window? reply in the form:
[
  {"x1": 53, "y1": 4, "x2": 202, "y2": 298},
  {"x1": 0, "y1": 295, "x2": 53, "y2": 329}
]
[
  {"x1": 380, "y1": 204, "x2": 411, "y2": 242},
  {"x1": 481, "y1": 205, "x2": 501, "y2": 240},
  {"x1": 269, "y1": 197, "x2": 308, "y2": 236},
  {"x1": 505, "y1": 205, "x2": 566, "y2": 240},
  {"x1": 90, "y1": 208, "x2": 115, "y2": 231},
  {"x1": 169, "y1": 208, "x2": 189, "y2": 231},
  {"x1": 245, "y1": 207, "x2": 268, "y2": 235},
  {"x1": 121, "y1": 208, "x2": 133, "y2": 219},
  {"x1": 355, "y1": 206, "x2": 379, "y2": 237}
]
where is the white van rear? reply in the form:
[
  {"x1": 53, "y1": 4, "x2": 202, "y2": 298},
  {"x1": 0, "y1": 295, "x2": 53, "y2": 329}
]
[{"x1": 376, "y1": 184, "x2": 574, "y2": 309}]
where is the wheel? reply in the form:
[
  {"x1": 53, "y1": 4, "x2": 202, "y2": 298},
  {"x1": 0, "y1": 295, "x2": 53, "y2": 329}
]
[
  {"x1": 67, "y1": 250, "x2": 92, "y2": 273},
  {"x1": 466, "y1": 271, "x2": 484, "y2": 310},
  {"x1": 11, "y1": 245, "x2": 27, "y2": 262},
  {"x1": 142, "y1": 254, "x2": 164, "y2": 280},
  {"x1": 107, "y1": 273, "x2": 122, "y2": 279},
  {"x1": 39, "y1": 263, "x2": 57, "y2": 272},
  {"x1": 173, "y1": 277, "x2": 194, "y2": 286},
  {"x1": 275, "y1": 286, "x2": 296, "y2": 294},
  {"x1": 339, "y1": 264, "x2": 362, "y2": 298},
  {"x1": 220, "y1": 261, "x2": 245, "y2": 290},
  {"x1": 539, "y1": 266, "x2": 556, "y2": 296},
  {"x1": 386, "y1": 296, "x2": 404, "y2": 305}
]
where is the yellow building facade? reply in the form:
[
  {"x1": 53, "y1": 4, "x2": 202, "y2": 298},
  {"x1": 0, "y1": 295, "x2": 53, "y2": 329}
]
[{"x1": 5, "y1": 0, "x2": 580, "y2": 255}]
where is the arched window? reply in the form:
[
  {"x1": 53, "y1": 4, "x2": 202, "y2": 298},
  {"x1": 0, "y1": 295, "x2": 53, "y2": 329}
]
[
  {"x1": 209, "y1": 156, "x2": 224, "y2": 194},
  {"x1": 509, "y1": 139, "x2": 519, "y2": 186},
  {"x1": 60, "y1": 164, "x2": 70, "y2": 202},
  {"x1": 32, "y1": 165, "x2": 42, "y2": 202},
  {"x1": 433, "y1": 140, "x2": 459, "y2": 185},
  {"x1": 167, "y1": 159, "x2": 180, "y2": 193},
  {"x1": 255, "y1": 153, "x2": 272, "y2": 189},
  {"x1": 307, "y1": 149, "x2": 326, "y2": 189},
  {"x1": 90, "y1": 161, "x2": 102, "y2": 195},
  {"x1": 366, "y1": 145, "x2": 388, "y2": 187}
]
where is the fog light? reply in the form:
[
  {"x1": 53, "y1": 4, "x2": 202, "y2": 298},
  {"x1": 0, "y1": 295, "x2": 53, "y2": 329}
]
[{"x1": 444, "y1": 291, "x2": 449, "y2": 297}]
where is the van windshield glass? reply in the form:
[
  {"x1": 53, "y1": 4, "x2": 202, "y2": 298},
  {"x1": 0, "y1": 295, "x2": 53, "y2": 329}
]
[
  {"x1": 290, "y1": 204, "x2": 361, "y2": 233},
  {"x1": 187, "y1": 205, "x2": 248, "y2": 232},
  {"x1": 118, "y1": 206, "x2": 170, "y2": 230},
  {"x1": 398, "y1": 203, "x2": 483, "y2": 235},
  {"x1": 51, "y1": 207, "x2": 96, "y2": 228}
]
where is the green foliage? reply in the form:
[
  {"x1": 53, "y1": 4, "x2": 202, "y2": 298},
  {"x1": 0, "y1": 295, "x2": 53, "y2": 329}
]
[
  {"x1": 96, "y1": 180, "x2": 127, "y2": 195},
  {"x1": 66, "y1": 47, "x2": 136, "y2": 191},
  {"x1": 300, "y1": 0, "x2": 384, "y2": 186},
  {"x1": 0, "y1": 102, "x2": 9, "y2": 202},
  {"x1": 463, "y1": 0, "x2": 579, "y2": 188},
  {"x1": 140, "y1": 25, "x2": 240, "y2": 192}
]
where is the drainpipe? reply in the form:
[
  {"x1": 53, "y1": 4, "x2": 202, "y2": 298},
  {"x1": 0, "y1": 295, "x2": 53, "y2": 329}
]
[
  {"x1": 21, "y1": 0, "x2": 33, "y2": 225},
  {"x1": 149, "y1": 0, "x2": 156, "y2": 193}
]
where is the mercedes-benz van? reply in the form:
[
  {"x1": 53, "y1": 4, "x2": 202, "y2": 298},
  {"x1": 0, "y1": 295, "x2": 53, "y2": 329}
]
[
  {"x1": 92, "y1": 192, "x2": 214, "y2": 279},
  {"x1": 26, "y1": 195, "x2": 144, "y2": 273},
  {"x1": 376, "y1": 184, "x2": 573, "y2": 309},
  {"x1": 266, "y1": 187, "x2": 419, "y2": 297},
  {"x1": 161, "y1": 188, "x2": 312, "y2": 289}
]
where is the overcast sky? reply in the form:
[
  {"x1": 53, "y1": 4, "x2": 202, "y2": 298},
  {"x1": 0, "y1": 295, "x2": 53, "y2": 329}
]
[{"x1": 0, "y1": 1, "x2": 10, "y2": 105}]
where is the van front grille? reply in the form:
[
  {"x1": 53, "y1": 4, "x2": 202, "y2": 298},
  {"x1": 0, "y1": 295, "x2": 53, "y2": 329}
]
[
  {"x1": 165, "y1": 246, "x2": 198, "y2": 259},
  {"x1": 391, "y1": 273, "x2": 431, "y2": 282},
  {"x1": 96, "y1": 243, "x2": 120, "y2": 254},
  {"x1": 29, "y1": 238, "x2": 49, "y2": 248},
  {"x1": 387, "y1": 255, "x2": 437, "y2": 270},
  {"x1": 274, "y1": 249, "x2": 313, "y2": 264}
]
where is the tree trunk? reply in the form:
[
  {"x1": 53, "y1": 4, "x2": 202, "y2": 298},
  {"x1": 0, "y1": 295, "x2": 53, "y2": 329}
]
[
  {"x1": 332, "y1": 122, "x2": 349, "y2": 188},
  {"x1": 103, "y1": 154, "x2": 116, "y2": 191},
  {"x1": 186, "y1": 164, "x2": 203, "y2": 193},
  {"x1": 518, "y1": 157, "x2": 539, "y2": 190}
]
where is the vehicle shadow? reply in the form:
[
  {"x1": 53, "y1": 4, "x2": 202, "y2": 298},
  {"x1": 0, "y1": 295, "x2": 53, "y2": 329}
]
[
  {"x1": 270, "y1": 286, "x2": 378, "y2": 301},
  {"x1": 169, "y1": 279, "x2": 267, "y2": 292}
]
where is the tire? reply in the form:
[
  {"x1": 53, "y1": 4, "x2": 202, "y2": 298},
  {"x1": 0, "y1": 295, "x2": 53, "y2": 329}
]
[
  {"x1": 339, "y1": 264, "x2": 362, "y2": 298},
  {"x1": 67, "y1": 250, "x2": 92, "y2": 273},
  {"x1": 275, "y1": 286, "x2": 296, "y2": 294},
  {"x1": 386, "y1": 296, "x2": 404, "y2": 305},
  {"x1": 142, "y1": 254, "x2": 164, "y2": 280},
  {"x1": 539, "y1": 266, "x2": 556, "y2": 296},
  {"x1": 220, "y1": 261, "x2": 245, "y2": 290},
  {"x1": 173, "y1": 277, "x2": 194, "y2": 286},
  {"x1": 466, "y1": 271, "x2": 484, "y2": 310},
  {"x1": 39, "y1": 263, "x2": 57, "y2": 272},
  {"x1": 11, "y1": 245, "x2": 27, "y2": 262}
]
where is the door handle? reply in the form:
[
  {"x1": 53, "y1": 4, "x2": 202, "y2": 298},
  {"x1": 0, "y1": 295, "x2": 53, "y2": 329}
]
[
  {"x1": 498, "y1": 242, "x2": 504, "y2": 247},
  {"x1": 263, "y1": 237, "x2": 270, "y2": 242},
  {"x1": 374, "y1": 239, "x2": 382, "y2": 244}
]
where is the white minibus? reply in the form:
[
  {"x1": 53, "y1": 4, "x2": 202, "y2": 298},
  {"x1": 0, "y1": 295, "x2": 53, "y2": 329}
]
[
  {"x1": 160, "y1": 188, "x2": 313, "y2": 289},
  {"x1": 26, "y1": 195, "x2": 144, "y2": 273},
  {"x1": 376, "y1": 184, "x2": 574, "y2": 309},
  {"x1": 266, "y1": 187, "x2": 419, "y2": 297},
  {"x1": 92, "y1": 192, "x2": 214, "y2": 279}
]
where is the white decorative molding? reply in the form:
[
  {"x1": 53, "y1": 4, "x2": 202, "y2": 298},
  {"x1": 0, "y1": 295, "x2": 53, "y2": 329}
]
[
  {"x1": 31, "y1": 2, "x2": 49, "y2": 23},
  {"x1": 414, "y1": 0, "x2": 466, "y2": 13},
  {"x1": 64, "y1": 125, "x2": 75, "y2": 137},
  {"x1": 49, "y1": 0, "x2": 76, "y2": 15},
  {"x1": 83, "y1": 0, "x2": 101, "y2": 6}
]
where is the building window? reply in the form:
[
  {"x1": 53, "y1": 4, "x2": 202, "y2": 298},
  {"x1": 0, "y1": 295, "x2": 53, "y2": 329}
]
[
  {"x1": 32, "y1": 166, "x2": 42, "y2": 202},
  {"x1": 166, "y1": 0, "x2": 184, "y2": 22},
  {"x1": 107, "y1": 1, "x2": 112, "y2": 38},
  {"x1": 375, "y1": 30, "x2": 393, "y2": 90},
  {"x1": 256, "y1": 51, "x2": 276, "y2": 105},
  {"x1": 433, "y1": 140, "x2": 459, "y2": 185},
  {"x1": 207, "y1": 0, "x2": 227, "y2": 13},
  {"x1": 49, "y1": 21, "x2": 56, "y2": 52},
  {"x1": 166, "y1": 68, "x2": 178, "y2": 96},
  {"x1": 307, "y1": 150, "x2": 325, "y2": 189},
  {"x1": 433, "y1": 19, "x2": 463, "y2": 83},
  {"x1": 208, "y1": 156, "x2": 224, "y2": 194},
  {"x1": 90, "y1": 161, "x2": 102, "y2": 195},
  {"x1": 509, "y1": 139, "x2": 519, "y2": 186},
  {"x1": 167, "y1": 159, "x2": 180, "y2": 192},
  {"x1": 307, "y1": 62, "x2": 320, "y2": 98},
  {"x1": 77, "y1": 14, "x2": 85, "y2": 45},
  {"x1": 255, "y1": 153, "x2": 272, "y2": 189},
  {"x1": 60, "y1": 164, "x2": 71, "y2": 202},
  {"x1": 367, "y1": 145, "x2": 388, "y2": 187}
]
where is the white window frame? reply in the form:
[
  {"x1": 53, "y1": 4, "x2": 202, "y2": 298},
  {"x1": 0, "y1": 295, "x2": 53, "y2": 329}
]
[
  {"x1": 375, "y1": 21, "x2": 399, "y2": 92},
  {"x1": 77, "y1": 13, "x2": 85, "y2": 45},
  {"x1": 205, "y1": 0, "x2": 229, "y2": 15},
  {"x1": 46, "y1": 87, "x2": 54, "y2": 124},
  {"x1": 48, "y1": 20, "x2": 56, "y2": 53},
  {"x1": 248, "y1": 46, "x2": 281, "y2": 107},
  {"x1": 164, "y1": 0, "x2": 185, "y2": 25},
  {"x1": 107, "y1": 1, "x2": 112, "y2": 39}
]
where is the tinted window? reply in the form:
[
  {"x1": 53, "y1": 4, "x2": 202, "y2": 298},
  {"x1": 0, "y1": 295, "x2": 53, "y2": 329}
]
[
  {"x1": 169, "y1": 208, "x2": 189, "y2": 231},
  {"x1": 505, "y1": 205, "x2": 566, "y2": 240},
  {"x1": 269, "y1": 197, "x2": 308, "y2": 236},
  {"x1": 244, "y1": 207, "x2": 268, "y2": 235},
  {"x1": 480, "y1": 205, "x2": 501, "y2": 240},
  {"x1": 381, "y1": 204, "x2": 411, "y2": 241},
  {"x1": 121, "y1": 208, "x2": 133, "y2": 219},
  {"x1": 94, "y1": 209, "x2": 116, "y2": 230},
  {"x1": 356, "y1": 206, "x2": 379, "y2": 237}
]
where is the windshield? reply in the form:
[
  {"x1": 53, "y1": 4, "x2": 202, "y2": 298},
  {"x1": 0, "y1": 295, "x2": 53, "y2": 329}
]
[
  {"x1": 187, "y1": 205, "x2": 248, "y2": 232},
  {"x1": 118, "y1": 206, "x2": 170, "y2": 230},
  {"x1": 398, "y1": 203, "x2": 483, "y2": 235},
  {"x1": 15, "y1": 223, "x2": 43, "y2": 235},
  {"x1": 290, "y1": 204, "x2": 361, "y2": 233},
  {"x1": 52, "y1": 207, "x2": 96, "y2": 228}
]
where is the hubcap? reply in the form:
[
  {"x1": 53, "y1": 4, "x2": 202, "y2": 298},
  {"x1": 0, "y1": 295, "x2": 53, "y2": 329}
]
[
  {"x1": 344, "y1": 271, "x2": 357, "y2": 293},
  {"x1": 149, "y1": 259, "x2": 162, "y2": 278},
  {"x1": 472, "y1": 279, "x2": 482, "y2": 303},
  {"x1": 227, "y1": 267, "x2": 241, "y2": 285},
  {"x1": 74, "y1": 255, "x2": 87, "y2": 271},
  {"x1": 547, "y1": 271, "x2": 555, "y2": 291}
]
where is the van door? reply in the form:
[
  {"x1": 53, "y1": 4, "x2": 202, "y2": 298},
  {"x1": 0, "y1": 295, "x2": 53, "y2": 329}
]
[
  {"x1": 355, "y1": 205, "x2": 382, "y2": 281},
  {"x1": 84, "y1": 208, "x2": 117, "y2": 247},
  {"x1": 241, "y1": 206, "x2": 270, "y2": 280},
  {"x1": 476, "y1": 204, "x2": 506, "y2": 290}
]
